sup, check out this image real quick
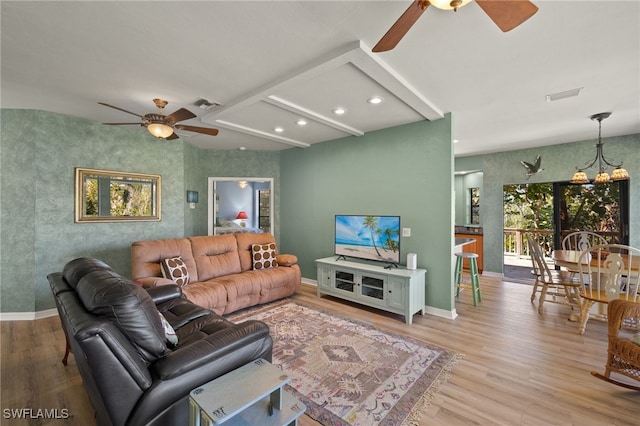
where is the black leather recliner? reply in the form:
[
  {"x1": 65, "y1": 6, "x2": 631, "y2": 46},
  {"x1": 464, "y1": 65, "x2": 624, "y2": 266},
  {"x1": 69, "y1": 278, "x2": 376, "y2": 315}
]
[{"x1": 47, "y1": 257, "x2": 273, "y2": 426}]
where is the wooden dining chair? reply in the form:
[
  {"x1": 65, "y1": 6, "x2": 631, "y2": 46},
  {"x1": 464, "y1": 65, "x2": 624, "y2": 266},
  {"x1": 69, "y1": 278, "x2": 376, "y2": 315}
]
[
  {"x1": 526, "y1": 234, "x2": 542, "y2": 303},
  {"x1": 561, "y1": 231, "x2": 608, "y2": 277},
  {"x1": 561, "y1": 231, "x2": 608, "y2": 251},
  {"x1": 527, "y1": 234, "x2": 582, "y2": 314},
  {"x1": 577, "y1": 244, "x2": 640, "y2": 335}
]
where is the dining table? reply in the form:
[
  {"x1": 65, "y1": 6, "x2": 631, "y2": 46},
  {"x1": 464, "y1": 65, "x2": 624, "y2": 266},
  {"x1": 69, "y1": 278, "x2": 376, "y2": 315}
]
[
  {"x1": 552, "y1": 249, "x2": 640, "y2": 324},
  {"x1": 552, "y1": 249, "x2": 640, "y2": 273}
]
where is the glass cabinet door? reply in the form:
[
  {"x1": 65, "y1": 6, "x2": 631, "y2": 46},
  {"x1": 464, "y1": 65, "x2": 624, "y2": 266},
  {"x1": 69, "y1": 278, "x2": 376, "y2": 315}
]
[
  {"x1": 360, "y1": 274, "x2": 384, "y2": 301},
  {"x1": 335, "y1": 271, "x2": 355, "y2": 293}
]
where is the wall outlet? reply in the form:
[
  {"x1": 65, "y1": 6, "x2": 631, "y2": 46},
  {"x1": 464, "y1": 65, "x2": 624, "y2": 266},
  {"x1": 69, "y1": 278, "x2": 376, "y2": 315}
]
[{"x1": 402, "y1": 227, "x2": 411, "y2": 237}]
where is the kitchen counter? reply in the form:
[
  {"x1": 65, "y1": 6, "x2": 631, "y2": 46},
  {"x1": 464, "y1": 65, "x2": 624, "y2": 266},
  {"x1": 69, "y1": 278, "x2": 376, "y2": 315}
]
[
  {"x1": 454, "y1": 226, "x2": 483, "y2": 235},
  {"x1": 454, "y1": 234, "x2": 484, "y2": 273},
  {"x1": 455, "y1": 238, "x2": 475, "y2": 250}
]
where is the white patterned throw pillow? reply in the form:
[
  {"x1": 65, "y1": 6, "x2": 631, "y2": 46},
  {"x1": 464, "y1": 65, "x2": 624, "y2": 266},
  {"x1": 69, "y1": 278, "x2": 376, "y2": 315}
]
[
  {"x1": 158, "y1": 312, "x2": 178, "y2": 346},
  {"x1": 160, "y1": 256, "x2": 190, "y2": 287},
  {"x1": 251, "y1": 243, "x2": 278, "y2": 270}
]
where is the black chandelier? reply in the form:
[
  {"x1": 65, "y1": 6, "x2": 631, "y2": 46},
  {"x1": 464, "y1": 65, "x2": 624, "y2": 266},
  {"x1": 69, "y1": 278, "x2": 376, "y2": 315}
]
[{"x1": 570, "y1": 112, "x2": 630, "y2": 184}]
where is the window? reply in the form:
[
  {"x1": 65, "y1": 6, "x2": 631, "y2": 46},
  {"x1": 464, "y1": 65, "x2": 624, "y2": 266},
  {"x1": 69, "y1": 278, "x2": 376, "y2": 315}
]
[
  {"x1": 258, "y1": 189, "x2": 271, "y2": 233},
  {"x1": 470, "y1": 187, "x2": 480, "y2": 225}
]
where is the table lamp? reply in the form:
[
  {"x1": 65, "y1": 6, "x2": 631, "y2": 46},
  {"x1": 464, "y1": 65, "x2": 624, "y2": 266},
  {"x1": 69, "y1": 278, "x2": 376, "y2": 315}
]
[{"x1": 236, "y1": 211, "x2": 249, "y2": 227}]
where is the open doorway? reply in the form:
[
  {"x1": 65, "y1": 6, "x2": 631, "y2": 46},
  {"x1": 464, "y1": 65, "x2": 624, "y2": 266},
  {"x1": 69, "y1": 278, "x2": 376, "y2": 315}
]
[
  {"x1": 503, "y1": 183, "x2": 553, "y2": 282},
  {"x1": 207, "y1": 177, "x2": 274, "y2": 236}
]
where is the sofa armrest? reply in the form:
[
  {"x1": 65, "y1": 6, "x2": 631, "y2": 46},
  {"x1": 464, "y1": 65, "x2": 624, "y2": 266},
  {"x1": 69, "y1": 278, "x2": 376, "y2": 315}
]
[
  {"x1": 150, "y1": 320, "x2": 271, "y2": 380},
  {"x1": 136, "y1": 276, "x2": 174, "y2": 288},
  {"x1": 276, "y1": 254, "x2": 297, "y2": 267},
  {"x1": 146, "y1": 285, "x2": 183, "y2": 305}
]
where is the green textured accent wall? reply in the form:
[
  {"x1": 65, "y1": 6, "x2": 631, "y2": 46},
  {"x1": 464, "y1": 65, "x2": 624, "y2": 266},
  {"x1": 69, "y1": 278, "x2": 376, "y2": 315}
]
[
  {"x1": 1, "y1": 110, "x2": 186, "y2": 312},
  {"x1": 0, "y1": 110, "x2": 282, "y2": 314},
  {"x1": 182, "y1": 143, "x2": 281, "y2": 240},
  {"x1": 481, "y1": 134, "x2": 640, "y2": 274},
  {"x1": 280, "y1": 117, "x2": 455, "y2": 312},
  {"x1": 0, "y1": 110, "x2": 37, "y2": 312}
]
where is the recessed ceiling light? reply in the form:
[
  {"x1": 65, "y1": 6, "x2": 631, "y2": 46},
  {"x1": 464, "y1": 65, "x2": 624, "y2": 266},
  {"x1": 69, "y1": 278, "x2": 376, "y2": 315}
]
[
  {"x1": 296, "y1": 119, "x2": 307, "y2": 126},
  {"x1": 453, "y1": 139, "x2": 459, "y2": 144},
  {"x1": 274, "y1": 126, "x2": 284, "y2": 133},
  {"x1": 367, "y1": 96, "x2": 383, "y2": 104},
  {"x1": 333, "y1": 107, "x2": 347, "y2": 115},
  {"x1": 239, "y1": 146, "x2": 246, "y2": 151}
]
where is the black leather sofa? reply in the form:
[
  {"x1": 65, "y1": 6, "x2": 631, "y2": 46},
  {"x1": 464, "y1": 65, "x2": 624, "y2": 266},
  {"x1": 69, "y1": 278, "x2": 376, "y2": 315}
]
[{"x1": 47, "y1": 257, "x2": 273, "y2": 426}]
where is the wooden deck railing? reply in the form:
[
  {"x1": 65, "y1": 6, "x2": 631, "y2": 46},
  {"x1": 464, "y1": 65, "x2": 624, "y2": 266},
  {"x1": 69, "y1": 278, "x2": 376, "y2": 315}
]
[
  {"x1": 504, "y1": 228, "x2": 620, "y2": 259},
  {"x1": 504, "y1": 228, "x2": 554, "y2": 258}
]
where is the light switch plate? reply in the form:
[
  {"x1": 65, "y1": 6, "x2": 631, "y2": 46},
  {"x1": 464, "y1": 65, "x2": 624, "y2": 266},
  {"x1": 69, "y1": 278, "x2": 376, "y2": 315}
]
[{"x1": 402, "y1": 228, "x2": 411, "y2": 237}]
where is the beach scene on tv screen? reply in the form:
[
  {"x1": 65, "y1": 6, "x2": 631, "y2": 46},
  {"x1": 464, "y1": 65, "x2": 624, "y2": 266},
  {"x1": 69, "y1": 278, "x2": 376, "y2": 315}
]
[{"x1": 335, "y1": 215, "x2": 400, "y2": 263}]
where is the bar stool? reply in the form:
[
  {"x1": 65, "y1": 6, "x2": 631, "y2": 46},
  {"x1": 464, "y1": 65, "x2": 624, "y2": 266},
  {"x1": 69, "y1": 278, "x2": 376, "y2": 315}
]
[{"x1": 454, "y1": 252, "x2": 482, "y2": 306}]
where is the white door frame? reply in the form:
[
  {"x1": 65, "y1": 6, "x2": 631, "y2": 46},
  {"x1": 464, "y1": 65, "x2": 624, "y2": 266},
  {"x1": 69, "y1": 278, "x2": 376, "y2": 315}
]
[{"x1": 207, "y1": 177, "x2": 274, "y2": 236}]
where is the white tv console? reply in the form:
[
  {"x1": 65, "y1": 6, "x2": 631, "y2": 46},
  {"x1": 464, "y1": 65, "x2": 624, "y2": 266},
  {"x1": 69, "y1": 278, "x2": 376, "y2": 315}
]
[{"x1": 315, "y1": 257, "x2": 427, "y2": 324}]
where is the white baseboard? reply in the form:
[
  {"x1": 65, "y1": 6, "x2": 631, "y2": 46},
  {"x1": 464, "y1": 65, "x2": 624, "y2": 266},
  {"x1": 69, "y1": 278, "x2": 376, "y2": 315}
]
[
  {"x1": 0, "y1": 308, "x2": 58, "y2": 321},
  {"x1": 301, "y1": 278, "x2": 317, "y2": 286},
  {"x1": 424, "y1": 305, "x2": 458, "y2": 320}
]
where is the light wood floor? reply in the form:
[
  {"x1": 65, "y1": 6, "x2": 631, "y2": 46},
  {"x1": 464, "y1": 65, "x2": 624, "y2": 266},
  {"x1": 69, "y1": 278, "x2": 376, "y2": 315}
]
[{"x1": 2, "y1": 276, "x2": 639, "y2": 425}]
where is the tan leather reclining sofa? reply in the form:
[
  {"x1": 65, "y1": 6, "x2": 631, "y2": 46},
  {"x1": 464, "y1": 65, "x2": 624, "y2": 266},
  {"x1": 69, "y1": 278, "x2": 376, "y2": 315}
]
[{"x1": 131, "y1": 233, "x2": 301, "y2": 314}]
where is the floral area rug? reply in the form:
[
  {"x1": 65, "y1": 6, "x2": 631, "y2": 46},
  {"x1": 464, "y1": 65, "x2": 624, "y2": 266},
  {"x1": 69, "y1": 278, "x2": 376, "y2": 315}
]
[{"x1": 227, "y1": 300, "x2": 463, "y2": 426}]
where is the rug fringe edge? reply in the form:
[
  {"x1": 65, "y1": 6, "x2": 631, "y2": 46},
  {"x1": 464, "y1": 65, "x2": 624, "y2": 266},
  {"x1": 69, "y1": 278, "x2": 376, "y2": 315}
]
[{"x1": 401, "y1": 352, "x2": 466, "y2": 426}]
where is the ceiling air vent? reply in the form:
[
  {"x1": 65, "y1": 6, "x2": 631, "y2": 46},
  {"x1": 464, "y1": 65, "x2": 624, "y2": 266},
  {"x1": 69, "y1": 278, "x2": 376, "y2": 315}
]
[
  {"x1": 545, "y1": 87, "x2": 582, "y2": 102},
  {"x1": 192, "y1": 97, "x2": 223, "y2": 111}
]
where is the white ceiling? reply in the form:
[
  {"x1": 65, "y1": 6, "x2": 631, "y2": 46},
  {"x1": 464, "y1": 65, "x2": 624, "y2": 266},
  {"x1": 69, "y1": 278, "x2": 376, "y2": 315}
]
[{"x1": 2, "y1": 1, "x2": 638, "y2": 156}]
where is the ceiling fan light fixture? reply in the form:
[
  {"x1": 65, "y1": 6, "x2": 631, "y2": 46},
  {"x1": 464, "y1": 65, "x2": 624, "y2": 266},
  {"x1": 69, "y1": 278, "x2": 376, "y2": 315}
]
[
  {"x1": 148, "y1": 122, "x2": 174, "y2": 139},
  {"x1": 428, "y1": 0, "x2": 472, "y2": 11}
]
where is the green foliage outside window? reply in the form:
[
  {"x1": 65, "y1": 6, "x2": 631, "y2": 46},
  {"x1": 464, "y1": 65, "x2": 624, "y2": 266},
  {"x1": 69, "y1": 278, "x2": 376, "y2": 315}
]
[
  {"x1": 504, "y1": 181, "x2": 623, "y2": 255},
  {"x1": 84, "y1": 177, "x2": 153, "y2": 217},
  {"x1": 559, "y1": 183, "x2": 620, "y2": 237},
  {"x1": 85, "y1": 178, "x2": 98, "y2": 216},
  {"x1": 504, "y1": 183, "x2": 554, "y2": 230}
]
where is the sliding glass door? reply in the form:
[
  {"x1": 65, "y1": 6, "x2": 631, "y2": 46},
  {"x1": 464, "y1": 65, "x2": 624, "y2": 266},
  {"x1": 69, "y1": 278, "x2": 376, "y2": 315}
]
[
  {"x1": 503, "y1": 180, "x2": 629, "y2": 280},
  {"x1": 553, "y1": 180, "x2": 629, "y2": 247}
]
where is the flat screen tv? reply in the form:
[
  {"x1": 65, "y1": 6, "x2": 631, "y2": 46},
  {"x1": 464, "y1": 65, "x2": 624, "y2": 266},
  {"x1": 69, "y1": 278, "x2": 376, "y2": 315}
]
[{"x1": 335, "y1": 215, "x2": 401, "y2": 265}]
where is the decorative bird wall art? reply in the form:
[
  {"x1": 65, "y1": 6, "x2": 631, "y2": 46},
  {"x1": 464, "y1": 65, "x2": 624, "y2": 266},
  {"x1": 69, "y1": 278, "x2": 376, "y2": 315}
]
[{"x1": 521, "y1": 155, "x2": 543, "y2": 180}]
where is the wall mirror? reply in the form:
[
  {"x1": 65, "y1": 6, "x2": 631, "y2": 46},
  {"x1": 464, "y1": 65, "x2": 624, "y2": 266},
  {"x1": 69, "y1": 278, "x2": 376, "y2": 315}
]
[{"x1": 75, "y1": 168, "x2": 161, "y2": 222}]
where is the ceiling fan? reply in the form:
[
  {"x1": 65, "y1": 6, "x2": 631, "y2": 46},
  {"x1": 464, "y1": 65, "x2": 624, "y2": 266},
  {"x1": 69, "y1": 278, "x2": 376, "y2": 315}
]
[
  {"x1": 372, "y1": 0, "x2": 539, "y2": 52},
  {"x1": 98, "y1": 98, "x2": 219, "y2": 140}
]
